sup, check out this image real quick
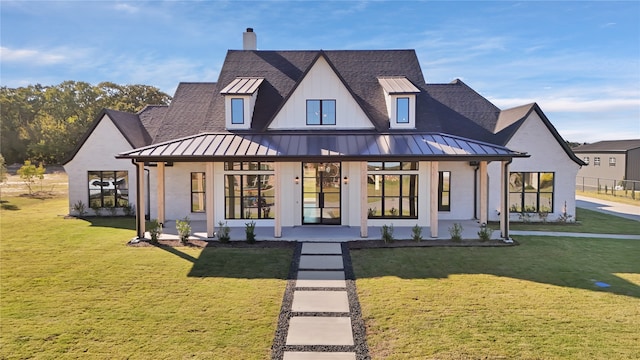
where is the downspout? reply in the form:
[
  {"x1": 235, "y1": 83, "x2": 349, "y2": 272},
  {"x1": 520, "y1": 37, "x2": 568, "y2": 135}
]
[
  {"x1": 472, "y1": 161, "x2": 480, "y2": 220},
  {"x1": 503, "y1": 159, "x2": 513, "y2": 241}
]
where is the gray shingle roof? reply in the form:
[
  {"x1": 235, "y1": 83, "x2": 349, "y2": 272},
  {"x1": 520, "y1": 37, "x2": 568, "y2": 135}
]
[{"x1": 573, "y1": 139, "x2": 640, "y2": 152}]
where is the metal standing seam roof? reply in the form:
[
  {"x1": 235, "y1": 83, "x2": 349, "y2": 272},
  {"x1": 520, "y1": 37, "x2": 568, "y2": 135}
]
[
  {"x1": 377, "y1": 76, "x2": 420, "y2": 93},
  {"x1": 117, "y1": 132, "x2": 527, "y2": 160},
  {"x1": 220, "y1": 77, "x2": 264, "y2": 94}
]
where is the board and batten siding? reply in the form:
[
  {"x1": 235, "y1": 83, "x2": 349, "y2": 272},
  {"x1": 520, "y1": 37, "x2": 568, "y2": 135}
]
[{"x1": 268, "y1": 56, "x2": 375, "y2": 130}]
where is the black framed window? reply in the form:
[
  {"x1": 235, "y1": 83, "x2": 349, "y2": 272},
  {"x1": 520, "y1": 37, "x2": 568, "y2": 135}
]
[
  {"x1": 231, "y1": 98, "x2": 244, "y2": 124},
  {"x1": 224, "y1": 162, "x2": 275, "y2": 219},
  {"x1": 306, "y1": 99, "x2": 336, "y2": 125},
  {"x1": 438, "y1": 171, "x2": 451, "y2": 211},
  {"x1": 509, "y1": 172, "x2": 554, "y2": 213},
  {"x1": 367, "y1": 161, "x2": 418, "y2": 218},
  {"x1": 88, "y1": 171, "x2": 129, "y2": 208},
  {"x1": 191, "y1": 172, "x2": 205, "y2": 212},
  {"x1": 396, "y1": 97, "x2": 410, "y2": 123}
]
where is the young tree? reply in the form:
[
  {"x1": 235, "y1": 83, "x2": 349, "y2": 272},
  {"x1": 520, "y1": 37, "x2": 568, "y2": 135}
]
[{"x1": 17, "y1": 160, "x2": 45, "y2": 195}]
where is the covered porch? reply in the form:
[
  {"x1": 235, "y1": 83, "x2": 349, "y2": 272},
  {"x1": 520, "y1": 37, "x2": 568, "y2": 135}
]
[{"x1": 150, "y1": 219, "x2": 505, "y2": 242}]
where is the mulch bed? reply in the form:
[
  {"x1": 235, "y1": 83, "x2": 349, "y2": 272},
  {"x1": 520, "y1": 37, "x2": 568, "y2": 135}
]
[{"x1": 127, "y1": 238, "x2": 516, "y2": 249}]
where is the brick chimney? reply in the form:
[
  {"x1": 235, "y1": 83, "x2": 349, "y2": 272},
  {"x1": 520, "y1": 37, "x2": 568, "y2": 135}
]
[{"x1": 243, "y1": 28, "x2": 257, "y2": 50}]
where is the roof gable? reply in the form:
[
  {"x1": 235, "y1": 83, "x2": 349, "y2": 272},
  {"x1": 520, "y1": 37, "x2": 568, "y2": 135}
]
[{"x1": 267, "y1": 53, "x2": 375, "y2": 130}]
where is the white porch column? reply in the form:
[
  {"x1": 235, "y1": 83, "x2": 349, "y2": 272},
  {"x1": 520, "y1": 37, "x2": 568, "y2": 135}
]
[
  {"x1": 157, "y1": 162, "x2": 165, "y2": 224},
  {"x1": 360, "y1": 161, "x2": 368, "y2": 238},
  {"x1": 500, "y1": 160, "x2": 511, "y2": 239},
  {"x1": 430, "y1": 161, "x2": 439, "y2": 238},
  {"x1": 206, "y1": 162, "x2": 215, "y2": 238},
  {"x1": 274, "y1": 162, "x2": 282, "y2": 238},
  {"x1": 479, "y1": 161, "x2": 488, "y2": 225},
  {"x1": 135, "y1": 161, "x2": 146, "y2": 239}
]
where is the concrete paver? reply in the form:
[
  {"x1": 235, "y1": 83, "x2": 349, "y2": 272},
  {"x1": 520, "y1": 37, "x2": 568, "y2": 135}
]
[
  {"x1": 291, "y1": 290, "x2": 350, "y2": 313},
  {"x1": 286, "y1": 316, "x2": 354, "y2": 346},
  {"x1": 283, "y1": 352, "x2": 356, "y2": 360},
  {"x1": 296, "y1": 271, "x2": 346, "y2": 288},
  {"x1": 299, "y1": 255, "x2": 344, "y2": 270},
  {"x1": 301, "y1": 243, "x2": 343, "y2": 254}
]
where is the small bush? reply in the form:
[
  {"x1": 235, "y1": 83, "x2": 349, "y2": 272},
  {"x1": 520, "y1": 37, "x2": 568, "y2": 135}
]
[
  {"x1": 245, "y1": 221, "x2": 256, "y2": 244},
  {"x1": 411, "y1": 224, "x2": 423, "y2": 242},
  {"x1": 90, "y1": 202, "x2": 102, "y2": 216},
  {"x1": 380, "y1": 224, "x2": 394, "y2": 243},
  {"x1": 176, "y1": 217, "x2": 191, "y2": 245},
  {"x1": 72, "y1": 200, "x2": 87, "y2": 217},
  {"x1": 123, "y1": 203, "x2": 135, "y2": 217},
  {"x1": 449, "y1": 223, "x2": 463, "y2": 242},
  {"x1": 148, "y1": 219, "x2": 162, "y2": 244},
  {"x1": 477, "y1": 226, "x2": 493, "y2": 242},
  {"x1": 217, "y1": 221, "x2": 231, "y2": 243}
]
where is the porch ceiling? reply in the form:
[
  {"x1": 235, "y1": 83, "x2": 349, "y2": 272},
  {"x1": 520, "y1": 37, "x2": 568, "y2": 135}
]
[{"x1": 116, "y1": 132, "x2": 528, "y2": 162}]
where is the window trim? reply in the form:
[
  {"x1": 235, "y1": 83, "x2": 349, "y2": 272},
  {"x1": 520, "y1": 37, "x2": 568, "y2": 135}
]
[
  {"x1": 508, "y1": 172, "x2": 554, "y2": 213},
  {"x1": 306, "y1": 99, "x2": 336, "y2": 125},
  {"x1": 88, "y1": 170, "x2": 129, "y2": 209},
  {"x1": 367, "y1": 161, "x2": 419, "y2": 219},
  {"x1": 230, "y1": 98, "x2": 244, "y2": 124},
  {"x1": 224, "y1": 162, "x2": 275, "y2": 220},
  {"x1": 438, "y1": 171, "x2": 451, "y2": 212},
  {"x1": 191, "y1": 172, "x2": 206, "y2": 213},
  {"x1": 396, "y1": 97, "x2": 410, "y2": 124}
]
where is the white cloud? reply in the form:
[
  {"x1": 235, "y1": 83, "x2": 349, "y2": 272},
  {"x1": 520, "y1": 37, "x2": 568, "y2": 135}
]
[
  {"x1": 0, "y1": 46, "x2": 67, "y2": 65},
  {"x1": 113, "y1": 3, "x2": 139, "y2": 14}
]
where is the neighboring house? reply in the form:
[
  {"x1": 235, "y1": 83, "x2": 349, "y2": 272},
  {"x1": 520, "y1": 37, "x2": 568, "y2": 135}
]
[
  {"x1": 63, "y1": 29, "x2": 584, "y2": 240},
  {"x1": 573, "y1": 139, "x2": 640, "y2": 186}
]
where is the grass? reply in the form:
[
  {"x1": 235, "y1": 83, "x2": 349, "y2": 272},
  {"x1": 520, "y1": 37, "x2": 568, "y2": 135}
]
[
  {"x1": 1, "y1": 194, "x2": 292, "y2": 359},
  {"x1": 507, "y1": 207, "x2": 639, "y2": 234},
  {"x1": 576, "y1": 189, "x2": 640, "y2": 206},
  {"x1": 352, "y1": 237, "x2": 640, "y2": 359}
]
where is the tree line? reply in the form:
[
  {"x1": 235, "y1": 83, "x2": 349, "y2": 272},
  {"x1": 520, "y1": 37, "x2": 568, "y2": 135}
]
[{"x1": 1, "y1": 81, "x2": 171, "y2": 164}]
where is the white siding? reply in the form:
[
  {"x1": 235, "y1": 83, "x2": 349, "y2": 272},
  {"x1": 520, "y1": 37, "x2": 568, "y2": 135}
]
[
  {"x1": 268, "y1": 57, "x2": 375, "y2": 130},
  {"x1": 487, "y1": 111, "x2": 580, "y2": 222},
  {"x1": 437, "y1": 162, "x2": 476, "y2": 220},
  {"x1": 63, "y1": 115, "x2": 138, "y2": 216}
]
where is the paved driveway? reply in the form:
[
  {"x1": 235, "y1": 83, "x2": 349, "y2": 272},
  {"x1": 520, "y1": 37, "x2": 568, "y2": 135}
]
[{"x1": 576, "y1": 195, "x2": 640, "y2": 222}]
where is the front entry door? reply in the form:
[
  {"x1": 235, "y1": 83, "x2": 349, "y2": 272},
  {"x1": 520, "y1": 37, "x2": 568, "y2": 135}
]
[{"x1": 302, "y1": 162, "x2": 341, "y2": 225}]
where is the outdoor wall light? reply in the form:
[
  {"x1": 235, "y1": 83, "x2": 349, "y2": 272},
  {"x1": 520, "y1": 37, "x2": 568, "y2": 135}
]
[
  {"x1": 294, "y1": 176, "x2": 300, "y2": 184},
  {"x1": 343, "y1": 176, "x2": 349, "y2": 184}
]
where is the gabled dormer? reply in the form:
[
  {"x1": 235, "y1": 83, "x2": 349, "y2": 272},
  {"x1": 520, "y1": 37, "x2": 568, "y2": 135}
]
[
  {"x1": 378, "y1": 76, "x2": 420, "y2": 129},
  {"x1": 220, "y1": 77, "x2": 264, "y2": 129}
]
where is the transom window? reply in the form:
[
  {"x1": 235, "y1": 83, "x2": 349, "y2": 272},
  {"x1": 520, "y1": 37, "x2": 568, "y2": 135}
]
[
  {"x1": 224, "y1": 162, "x2": 275, "y2": 219},
  {"x1": 367, "y1": 162, "x2": 418, "y2": 218},
  {"x1": 438, "y1": 171, "x2": 451, "y2": 211},
  {"x1": 88, "y1": 171, "x2": 129, "y2": 208},
  {"x1": 396, "y1": 97, "x2": 410, "y2": 124},
  {"x1": 231, "y1": 98, "x2": 244, "y2": 124},
  {"x1": 306, "y1": 99, "x2": 336, "y2": 125},
  {"x1": 509, "y1": 172, "x2": 554, "y2": 213}
]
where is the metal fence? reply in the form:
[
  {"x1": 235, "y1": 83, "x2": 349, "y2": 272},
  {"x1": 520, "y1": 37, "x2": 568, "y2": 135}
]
[{"x1": 576, "y1": 176, "x2": 640, "y2": 200}]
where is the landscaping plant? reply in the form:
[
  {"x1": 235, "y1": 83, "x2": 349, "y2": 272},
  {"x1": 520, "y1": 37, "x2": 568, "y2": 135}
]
[
  {"x1": 245, "y1": 221, "x2": 256, "y2": 244},
  {"x1": 217, "y1": 221, "x2": 231, "y2": 243},
  {"x1": 380, "y1": 224, "x2": 394, "y2": 243},
  {"x1": 411, "y1": 224, "x2": 423, "y2": 242},
  {"x1": 449, "y1": 222, "x2": 463, "y2": 242},
  {"x1": 176, "y1": 217, "x2": 191, "y2": 244},
  {"x1": 148, "y1": 219, "x2": 162, "y2": 244},
  {"x1": 477, "y1": 225, "x2": 493, "y2": 242}
]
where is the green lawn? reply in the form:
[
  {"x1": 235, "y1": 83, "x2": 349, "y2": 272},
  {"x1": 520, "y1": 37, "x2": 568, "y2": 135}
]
[
  {"x1": 352, "y1": 237, "x2": 640, "y2": 359},
  {"x1": 1, "y1": 195, "x2": 292, "y2": 359},
  {"x1": 507, "y1": 207, "x2": 639, "y2": 234}
]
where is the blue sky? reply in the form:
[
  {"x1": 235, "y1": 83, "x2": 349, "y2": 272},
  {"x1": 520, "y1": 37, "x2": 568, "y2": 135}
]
[{"x1": 1, "y1": 1, "x2": 639, "y2": 143}]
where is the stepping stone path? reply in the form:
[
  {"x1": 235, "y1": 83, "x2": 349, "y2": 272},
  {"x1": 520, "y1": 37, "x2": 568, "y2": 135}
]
[{"x1": 271, "y1": 242, "x2": 369, "y2": 360}]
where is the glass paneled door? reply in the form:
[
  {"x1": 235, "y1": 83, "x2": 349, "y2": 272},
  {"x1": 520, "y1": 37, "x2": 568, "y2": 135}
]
[{"x1": 302, "y1": 162, "x2": 341, "y2": 225}]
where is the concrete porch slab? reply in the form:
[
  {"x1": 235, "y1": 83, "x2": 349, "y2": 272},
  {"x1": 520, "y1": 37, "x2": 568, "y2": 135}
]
[
  {"x1": 286, "y1": 317, "x2": 354, "y2": 346},
  {"x1": 299, "y1": 255, "x2": 344, "y2": 270},
  {"x1": 283, "y1": 352, "x2": 356, "y2": 360},
  {"x1": 301, "y1": 242, "x2": 343, "y2": 255},
  {"x1": 291, "y1": 290, "x2": 350, "y2": 313},
  {"x1": 296, "y1": 271, "x2": 346, "y2": 288}
]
